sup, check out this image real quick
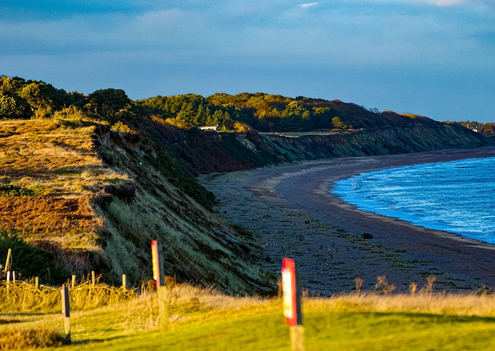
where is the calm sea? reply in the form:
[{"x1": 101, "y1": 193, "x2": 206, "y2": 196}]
[{"x1": 332, "y1": 157, "x2": 495, "y2": 243}]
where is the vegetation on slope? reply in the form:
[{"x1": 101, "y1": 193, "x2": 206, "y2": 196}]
[{"x1": 139, "y1": 92, "x2": 442, "y2": 132}]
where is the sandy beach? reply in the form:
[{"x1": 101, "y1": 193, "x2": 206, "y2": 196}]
[{"x1": 202, "y1": 146, "x2": 495, "y2": 295}]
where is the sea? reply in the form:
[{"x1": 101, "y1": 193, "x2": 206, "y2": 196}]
[{"x1": 331, "y1": 157, "x2": 495, "y2": 244}]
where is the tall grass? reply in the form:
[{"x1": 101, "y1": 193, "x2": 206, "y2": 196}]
[
  {"x1": 0, "y1": 329, "x2": 66, "y2": 350},
  {"x1": 306, "y1": 292, "x2": 495, "y2": 317},
  {"x1": 0, "y1": 278, "x2": 137, "y2": 314}
]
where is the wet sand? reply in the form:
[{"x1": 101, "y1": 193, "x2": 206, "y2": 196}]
[{"x1": 202, "y1": 147, "x2": 495, "y2": 295}]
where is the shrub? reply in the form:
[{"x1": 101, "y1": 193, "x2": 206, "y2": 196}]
[
  {"x1": 0, "y1": 328, "x2": 66, "y2": 350},
  {"x1": 0, "y1": 185, "x2": 43, "y2": 197}
]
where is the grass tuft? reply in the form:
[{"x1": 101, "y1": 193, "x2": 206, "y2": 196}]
[
  {"x1": 0, "y1": 328, "x2": 66, "y2": 350},
  {"x1": 0, "y1": 185, "x2": 43, "y2": 197}
]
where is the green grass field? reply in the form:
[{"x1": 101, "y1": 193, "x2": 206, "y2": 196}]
[{"x1": 3, "y1": 283, "x2": 495, "y2": 351}]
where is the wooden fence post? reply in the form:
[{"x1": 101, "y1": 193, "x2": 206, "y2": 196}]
[
  {"x1": 151, "y1": 240, "x2": 168, "y2": 332},
  {"x1": 71, "y1": 275, "x2": 76, "y2": 289},
  {"x1": 35, "y1": 277, "x2": 39, "y2": 289},
  {"x1": 5, "y1": 248, "x2": 12, "y2": 284},
  {"x1": 91, "y1": 271, "x2": 95, "y2": 287},
  {"x1": 122, "y1": 274, "x2": 127, "y2": 291},
  {"x1": 282, "y1": 258, "x2": 305, "y2": 351},
  {"x1": 61, "y1": 284, "x2": 71, "y2": 344},
  {"x1": 4, "y1": 248, "x2": 11, "y2": 272}
]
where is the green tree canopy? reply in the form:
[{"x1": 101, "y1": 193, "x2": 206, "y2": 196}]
[
  {"x1": 20, "y1": 82, "x2": 56, "y2": 118},
  {"x1": 88, "y1": 88, "x2": 130, "y2": 118},
  {"x1": 0, "y1": 94, "x2": 32, "y2": 119}
]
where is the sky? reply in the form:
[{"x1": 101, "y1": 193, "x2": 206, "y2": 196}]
[{"x1": 1, "y1": 1, "x2": 495, "y2": 122}]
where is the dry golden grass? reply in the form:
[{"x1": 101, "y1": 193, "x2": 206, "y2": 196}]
[
  {"x1": 0, "y1": 279, "x2": 137, "y2": 314},
  {"x1": 0, "y1": 119, "x2": 131, "y2": 274},
  {"x1": 305, "y1": 292, "x2": 495, "y2": 317},
  {"x1": 0, "y1": 328, "x2": 66, "y2": 350},
  {"x1": 0, "y1": 197, "x2": 100, "y2": 237}
]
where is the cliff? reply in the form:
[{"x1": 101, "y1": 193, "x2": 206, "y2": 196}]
[{"x1": 172, "y1": 123, "x2": 492, "y2": 174}]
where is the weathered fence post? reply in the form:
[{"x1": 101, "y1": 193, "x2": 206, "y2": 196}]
[
  {"x1": 122, "y1": 274, "x2": 127, "y2": 291},
  {"x1": 61, "y1": 284, "x2": 71, "y2": 344},
  {"x1": 35, "y1": 277, "x2": 39, "y2": 289},
  {"x1": 5, "y1": 248, "x2": 12, "y2": 284},
  {"x1": 151, "y1": 240, "x2": 168, "y2": 332},
  {"x1": 71, "y1": 275, "x2": 76, "y2": 289},
  {"x1": 282, "y1": 258, "x2": 305, "y2": 351},
  {"x1": 4, "y1": 248, "x2": 12, "y2": 272}
]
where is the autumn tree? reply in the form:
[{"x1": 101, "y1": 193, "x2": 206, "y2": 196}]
[{"x1": 332, "y1": 116, "x2": 347, "y2": 129}]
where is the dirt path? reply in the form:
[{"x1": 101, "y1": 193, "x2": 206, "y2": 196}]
[{"x1": 201, "y1": 147, "x2": 495, "y2": 296}]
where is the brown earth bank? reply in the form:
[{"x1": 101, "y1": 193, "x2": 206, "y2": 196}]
[{"x1": 202, "y1": 146, "x2": 495, "y2": 295}]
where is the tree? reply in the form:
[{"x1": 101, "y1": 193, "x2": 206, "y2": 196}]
[
  {"x1": 332, "y1": 116, "x2": 347, "y2": 129},
  {"x1": 88, "y1": 88, "x2": 130, "y2": 118},
  {"x1": 20, "y1": 82, "x2": 55, "y2": 118},
  {"x1": 0, "y1": 94, "x2": 32, "y2": 119},
  {"x1": 0, "y1": 76, "x2": 26, "y2": 95}
]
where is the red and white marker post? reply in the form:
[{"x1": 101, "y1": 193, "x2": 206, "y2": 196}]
[
  {"x1": 151, "y1": 240, "x2": 168, "y2": 332},
  {"x1": 282, "y1": 258, "x2": 305, "y2": 351}
]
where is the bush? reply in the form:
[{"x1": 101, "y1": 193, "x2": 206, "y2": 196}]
[
  {"x1": 0, "y1": 328, "x2": 66, "y2": 350},
  {"x1": 0, "y1": 185, "x2": 43, "y2": 197}
]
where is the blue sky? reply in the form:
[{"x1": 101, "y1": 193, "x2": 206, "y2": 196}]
[{"x1": 1, "y1": 1, "x2": 494, "y2": 122}]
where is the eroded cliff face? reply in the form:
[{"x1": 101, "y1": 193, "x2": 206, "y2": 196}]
[
  {"x1": 91, "y1": 124, "x2": 276, "y2": 295},
  {"x1": 172, "y1": 124, "x2": 492, "y2": 174}
]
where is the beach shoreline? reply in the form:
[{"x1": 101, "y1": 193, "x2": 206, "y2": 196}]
[{"x1": 203, "y1": 146, "x2": 495, "y2": 295}]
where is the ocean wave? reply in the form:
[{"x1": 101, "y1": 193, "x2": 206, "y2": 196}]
[{"x1": 332, "y1": 157, "x2": 495, "y2": 244}]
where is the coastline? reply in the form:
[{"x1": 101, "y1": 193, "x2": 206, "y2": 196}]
[{"x1": 202, "y1": 146, "x2": 495, "y2": 295}]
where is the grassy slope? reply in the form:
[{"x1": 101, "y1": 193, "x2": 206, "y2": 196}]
[
  {"x1": 2, "y1": 288, "x2": 495, "y2": 350},
  {"x1": 0, "y1": 118, "x2": 275, "y2": 294}
]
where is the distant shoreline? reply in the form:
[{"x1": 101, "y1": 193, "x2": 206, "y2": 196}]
[
  {"x1": 331, "y1": 155, "x2": 495, "y2": 245},
  {"x1": 206, "y1": 146, "x2": 495, "y2": 294}
]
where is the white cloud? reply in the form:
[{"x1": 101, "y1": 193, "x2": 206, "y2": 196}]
[{"x1": 300, "y1": 2, "x2": 319, "y2": 8}]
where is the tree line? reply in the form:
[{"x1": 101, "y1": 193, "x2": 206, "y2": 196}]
[
  {"x1": 2, "y1": 75, "x2": 463, "y2": 133},
  {"x1": 442, "y1": 120, "x2": 495, "y2": 137}
]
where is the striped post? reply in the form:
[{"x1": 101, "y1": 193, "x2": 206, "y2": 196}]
[{"x1": 282, "y1": 258, "x2": 305, "y2": 351}]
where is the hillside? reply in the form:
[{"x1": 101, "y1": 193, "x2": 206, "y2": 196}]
[{"x1": 0, "y1": 118, "x2": 275, "y2": 294}]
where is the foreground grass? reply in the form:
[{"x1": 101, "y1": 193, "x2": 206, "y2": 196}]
[{"x1": 3, "y1": 285, "x2": 495, "y2": 350}]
